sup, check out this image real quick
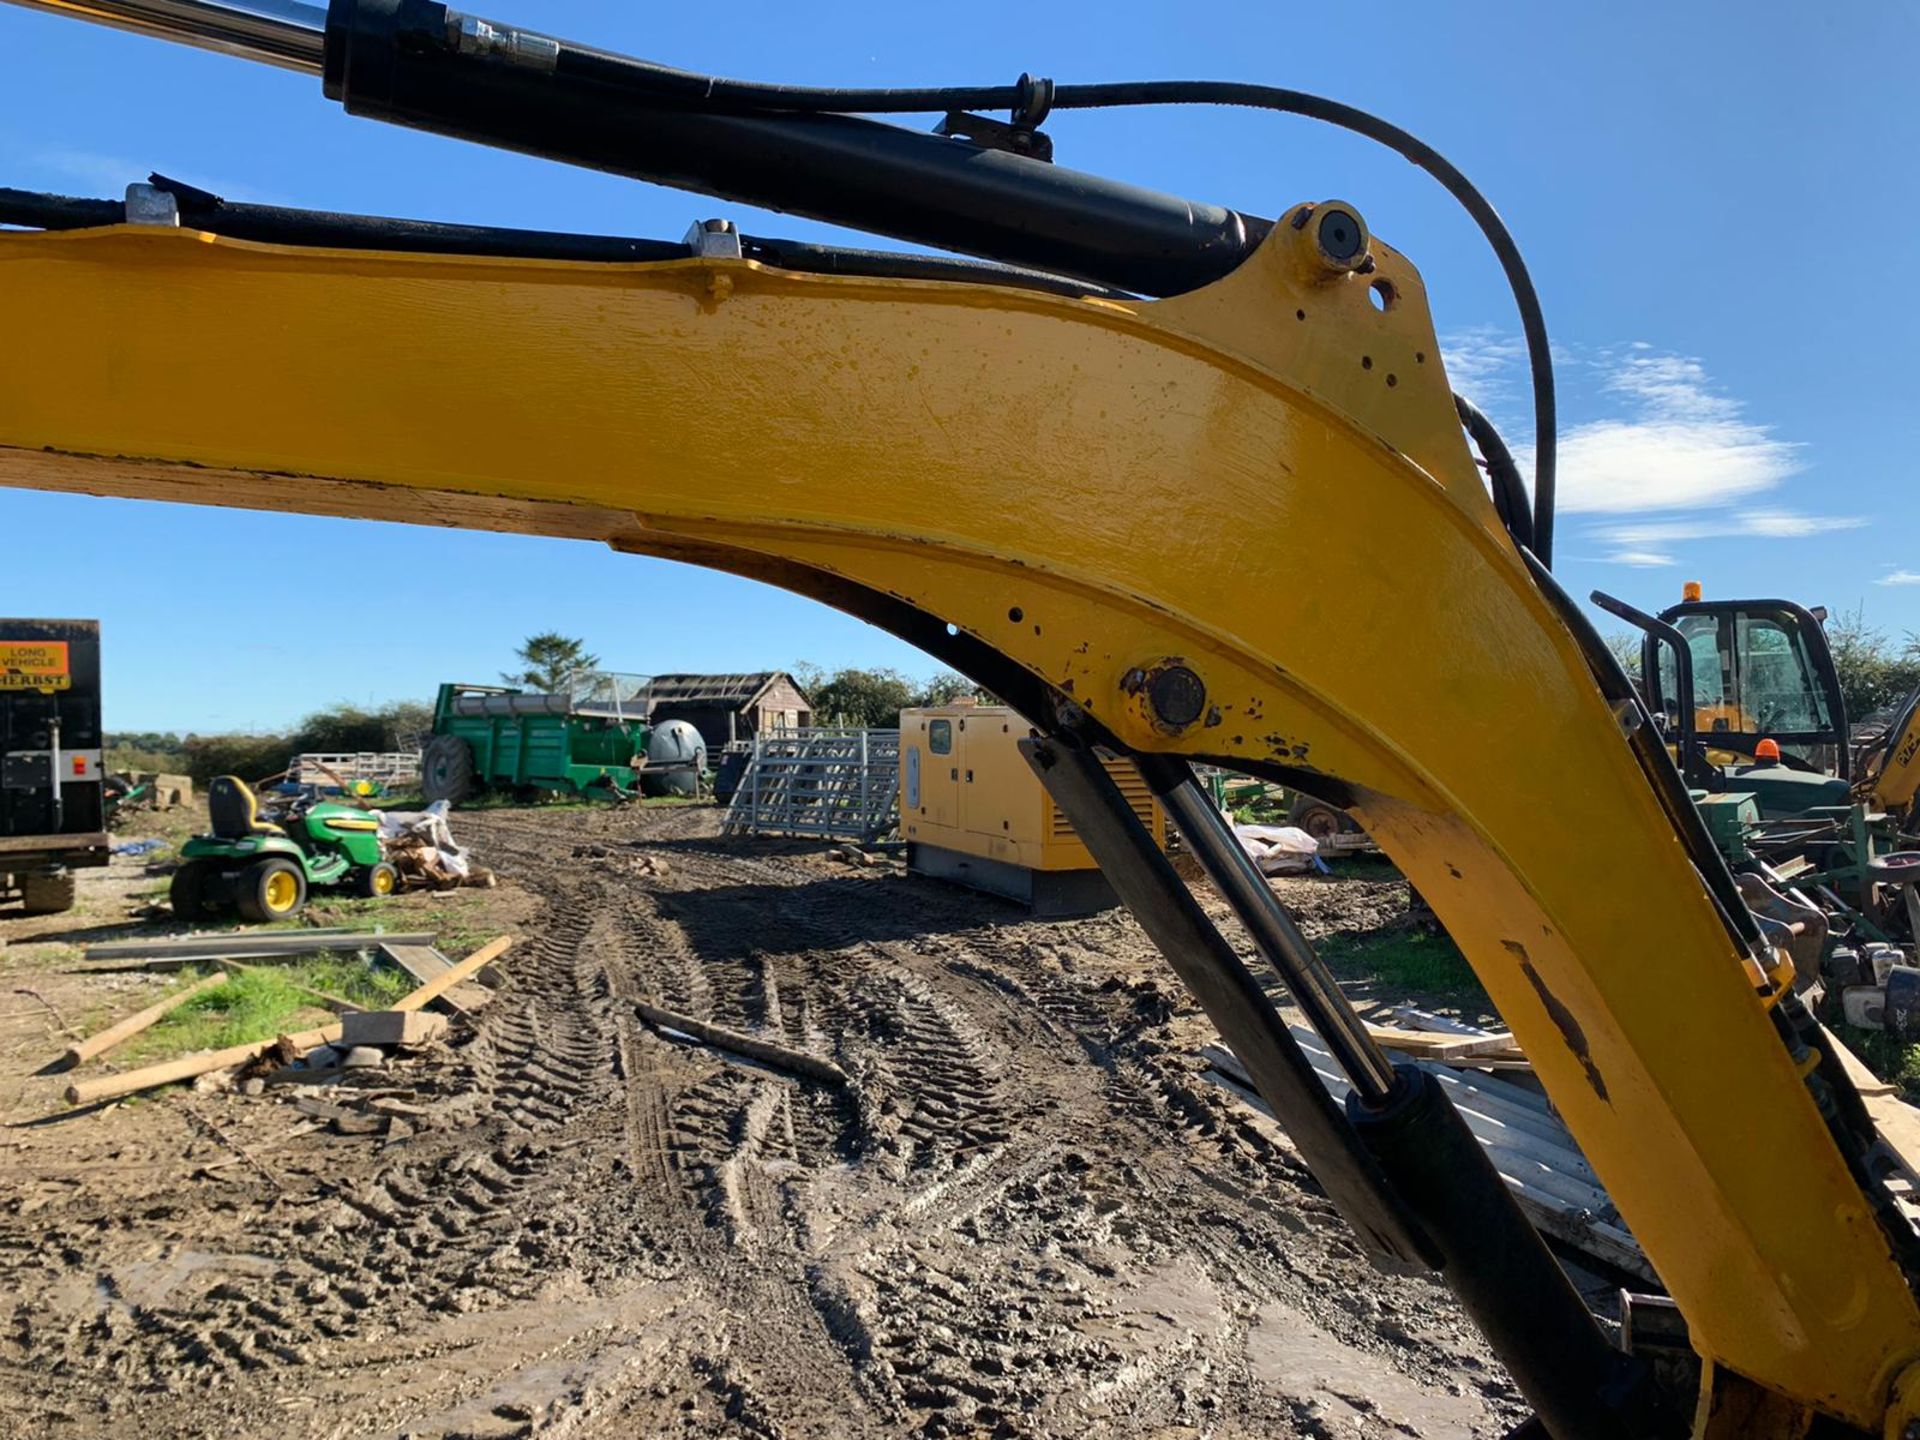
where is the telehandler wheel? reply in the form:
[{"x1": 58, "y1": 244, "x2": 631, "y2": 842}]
[
  {"x1": 20, "y1": 870, "x2": 78, "y2": 915},
  {"x1": 237, "y1": 858, "x2": 307, "y2": 922},
  {"x1": 355, "y1": 862, "x2": 399, "y2": 899},
  {"x1": 168, "y1": 860, "x2": 221, "y2": 920},
  {"x1": 421, "y1": 735, "x2": 475, "y2": 806}
]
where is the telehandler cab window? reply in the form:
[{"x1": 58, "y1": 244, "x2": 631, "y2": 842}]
[
  {"x1": 1737, "y1": 615, "x2": 1834, "y2": 734},
  {"x1": 1658, "y1": 606, "x2": 1837, "y2": 757}
]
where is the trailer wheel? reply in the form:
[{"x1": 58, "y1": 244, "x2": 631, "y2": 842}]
[
  {"x1": 19, "y1": 870, "x2": 77, "y2": 915},
  {"x1": 421, "y1": 735, "x2": 475, "y2": 805},
  {"x1": 1289, "y1": 802, "x2": 1349, "y2": 843},
  {"x1": 355, "y1": 862, "x2": 399, "y2": 898},
  {"x1": 237, "y1": 858, "x2": 307, "y2": 922},
  {"x1": 169, "y1": 860, "x2": 221, "y2": 920}
]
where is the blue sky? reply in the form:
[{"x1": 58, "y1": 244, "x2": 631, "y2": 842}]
[{"x1": 2, "y1": 1, "x2": 1916, "y2": 731}]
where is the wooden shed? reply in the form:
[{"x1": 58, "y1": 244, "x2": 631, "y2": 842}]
[{"x1": 646, "y1": 672, "x2": 813, "y2": 750}]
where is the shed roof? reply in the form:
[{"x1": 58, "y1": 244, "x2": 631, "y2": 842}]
[{"x1": 647, "y1": 671, "x2": 809, "y2": 709}]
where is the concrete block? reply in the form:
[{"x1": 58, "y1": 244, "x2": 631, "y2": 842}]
[{"x1": 341, "y1": 1009, "x2": 449, "y2": 1048}]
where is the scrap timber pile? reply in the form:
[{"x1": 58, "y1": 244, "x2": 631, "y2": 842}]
[
  {"x1": 56, "y1": 930, "x2": 513, "y2": 1106},
  {"x1": 0, "y1": 804, "x2": 1532, "y2": 1440}
]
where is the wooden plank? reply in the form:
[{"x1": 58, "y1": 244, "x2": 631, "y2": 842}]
[
  {"x1": 377, "y1": 942, "x2": 452, "y2": 986},
  {"x1": 1389, "y1": 1006, "x2": 1499, "y2": 1038},
  {"x1": 376, "y1": 945, "x2": 488, "y2": 1017},
  {"x1": 60, "y1": 972, "x2": 228, "y2": 1069},
  {"x1": 392, "y1": 936, "x2": 515, "y2": 1014},
  {"x1": 1364, "y1": 1022, "x2": 1524, "y2": 1062},
  {"x1": 66, "y1": 1023, "x2": 343, "y2": 1105},
  {"x1": 637, "y1": 1001, "x2": 848, "y2": 1086},
  {"x1": 1865, "y1": 1091, "x2": 1920, "y2": 1188},
  {"x1": 1824, "y1": 1025, "x2": 1898, "y2": 1098}
]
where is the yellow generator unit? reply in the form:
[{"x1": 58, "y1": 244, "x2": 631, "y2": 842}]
[{"x1": 899, "y1": 704, "x2": 1167, "y2": 916}]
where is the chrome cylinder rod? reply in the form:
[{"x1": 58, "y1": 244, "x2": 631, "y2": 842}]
[
  {"x1": 1134, "y1": 753, "x2": 1399, "y2": 1102},
  {"x1": 4, "y1": 0, "x2": 324, "y2": 71}
]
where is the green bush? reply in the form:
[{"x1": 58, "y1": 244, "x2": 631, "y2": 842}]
[{"x1": 173, "y1": 698, "x2": 433, "y2": 784}]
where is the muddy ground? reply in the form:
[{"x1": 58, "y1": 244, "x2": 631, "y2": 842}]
[{"x1": 0, "y1": 803, "x2": 1527, "y2": 1438}]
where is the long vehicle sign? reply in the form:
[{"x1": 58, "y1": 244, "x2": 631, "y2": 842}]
[{"x1": 0, "y1": 640, "x2": 71, "y2": 690}]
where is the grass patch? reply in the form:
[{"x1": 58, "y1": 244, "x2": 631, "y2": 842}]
[
  {"x1": 118, "y1": 953, "x2": 413, "y2": 1064},
  {"x1": 367, "y1": 792, "x2": 426, "y2": 810},
  {"x1": 453, "y1": 790, "x2": 709, "y2": 812},
  {"x1": 458, "y1": 790, "x2": 596, "y2": 812},
  {"x1": 300, "y1": 895, "x2": 411, "y2": 933},
  {"x1": 1317, "y1": 927, "x2": 1489, "y2": 1005},
  {"x1": 408, "y1": 892, "x2": 501, "y2": 957},
  {"x1": 299, "y1": 891, "x2": 493, "y2": 956},
  {"x1": 1317, "y1": 855, "x2": 1396, "y2": 881}
]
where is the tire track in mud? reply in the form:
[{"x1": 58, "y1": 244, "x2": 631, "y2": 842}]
[
  {"x1": 27, "y1": 840, "x2": 640, "y2": 1394},
  {"x1": 4, "y1": 805, "x2": 1514, "y2": 1438},
  {"x1": 535, "y1": 822, "x2": 1256, "y2": 1435},
  {"x1": 540, "y1": 816, "x2": 1301, "y2": 1436}
]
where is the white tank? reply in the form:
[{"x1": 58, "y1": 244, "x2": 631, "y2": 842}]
[{"x1": 644, "y1": 720, "x2": 707, "y2": 797}]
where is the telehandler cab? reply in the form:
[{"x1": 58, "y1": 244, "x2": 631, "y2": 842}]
[{"x1": 171, "y1": 775, "x2": 397, "y2": 921}]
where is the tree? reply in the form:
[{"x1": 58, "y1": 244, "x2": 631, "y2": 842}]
[
  {"x1": 503, "y1": 632, "x2": 599, "y2": 693},
  {"x1": 1602, "y1": 633, "x2": 1643, "y2": 684},
  {"x1": 291, "y1": 699, "x2": 433, "y2": 754},
  {"x1": 1825, "y1": 606, "x2": 1920, "y2": 723},
  {"x1": 790, "y1": 662, "x2": 997, "y2": 722},
  {"x1": 176, "y1": 698, "x2": 437, "y2": 783},
  {"x1": 916, "y1": 671, "x2": 995, "y2": 707},
  {"x1": 809, "y1": 667, "x2": 918, "y2": 726}
]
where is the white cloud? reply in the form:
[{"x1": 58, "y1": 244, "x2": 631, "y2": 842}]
[
  {"x1": 1443, "y1": 333, "x2": 1849, "y2": 567},
  {"x1": 24, "y1": 145, "x2": 140, "y2": 194},
  {"x1": 0, "y1": 141, "x2": 281, "y2": 206},
  {"x1": 1595, "y1": 510, "x2": 1866, "y2": 547},
  {"x1": 1549, "y1": 347, "x2": 1801, "y2": 514},
  {"x1": 1878, "y1": 569, "x2": 1920, "y2": 587},
  {"x1": 1552, "y1": 417, "x2": 1799, "y2": 514},
  {"x1": 1601, "y1": 352, "x2": 1740, "y2": 423},
  {"x1": 1440, "y1": 326, "x2": 1527, "y2": 409},
  {"x1": 1739, "y1": 511, "x2": 1866, "y2": 539}
]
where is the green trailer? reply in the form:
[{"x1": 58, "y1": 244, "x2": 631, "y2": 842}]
[{"x1": 420, "y1": 677, "x2": 705, "y2": 805}]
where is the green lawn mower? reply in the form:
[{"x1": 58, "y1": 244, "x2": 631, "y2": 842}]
[{"x1": 170, "y1": 775, "x2": 398, "y2": 922}]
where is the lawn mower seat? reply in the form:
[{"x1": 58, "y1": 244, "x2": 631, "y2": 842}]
[{"x1": 207, "y1": 776, "x2": 282, "y2": 838}]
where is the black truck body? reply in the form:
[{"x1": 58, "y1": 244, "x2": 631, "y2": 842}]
[{"x1": 1, "y1": 618, "x2": 108, "y2": 913}]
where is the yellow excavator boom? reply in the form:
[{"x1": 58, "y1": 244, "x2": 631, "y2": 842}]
[{"x1": 5, "y1": 216, "x2": 1920, "y2": 1432}]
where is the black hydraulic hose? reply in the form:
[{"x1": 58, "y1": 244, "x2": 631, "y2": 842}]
[
  {"x1": 0, "y1": 187, "x2": 121, "y2": 229},
  {"x1": 0, "y1": 184, "x2": 1131, "y2": 300},
  {"x1": 1523, "y1": 552, "x2": 1772, "y2": 963},
  {"x1": 542, "y1": 49, "x2": 1558, "y2": 565},
  {"x1": 1455, "y1": 393, "x2": 1532, "y2": 553},
  {"x1": 977, "y1": 81, "x2": 1562, "y2": 567},
  {"x1": 1, "y1": 0, "x2": 1563, "y2": 559}
]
